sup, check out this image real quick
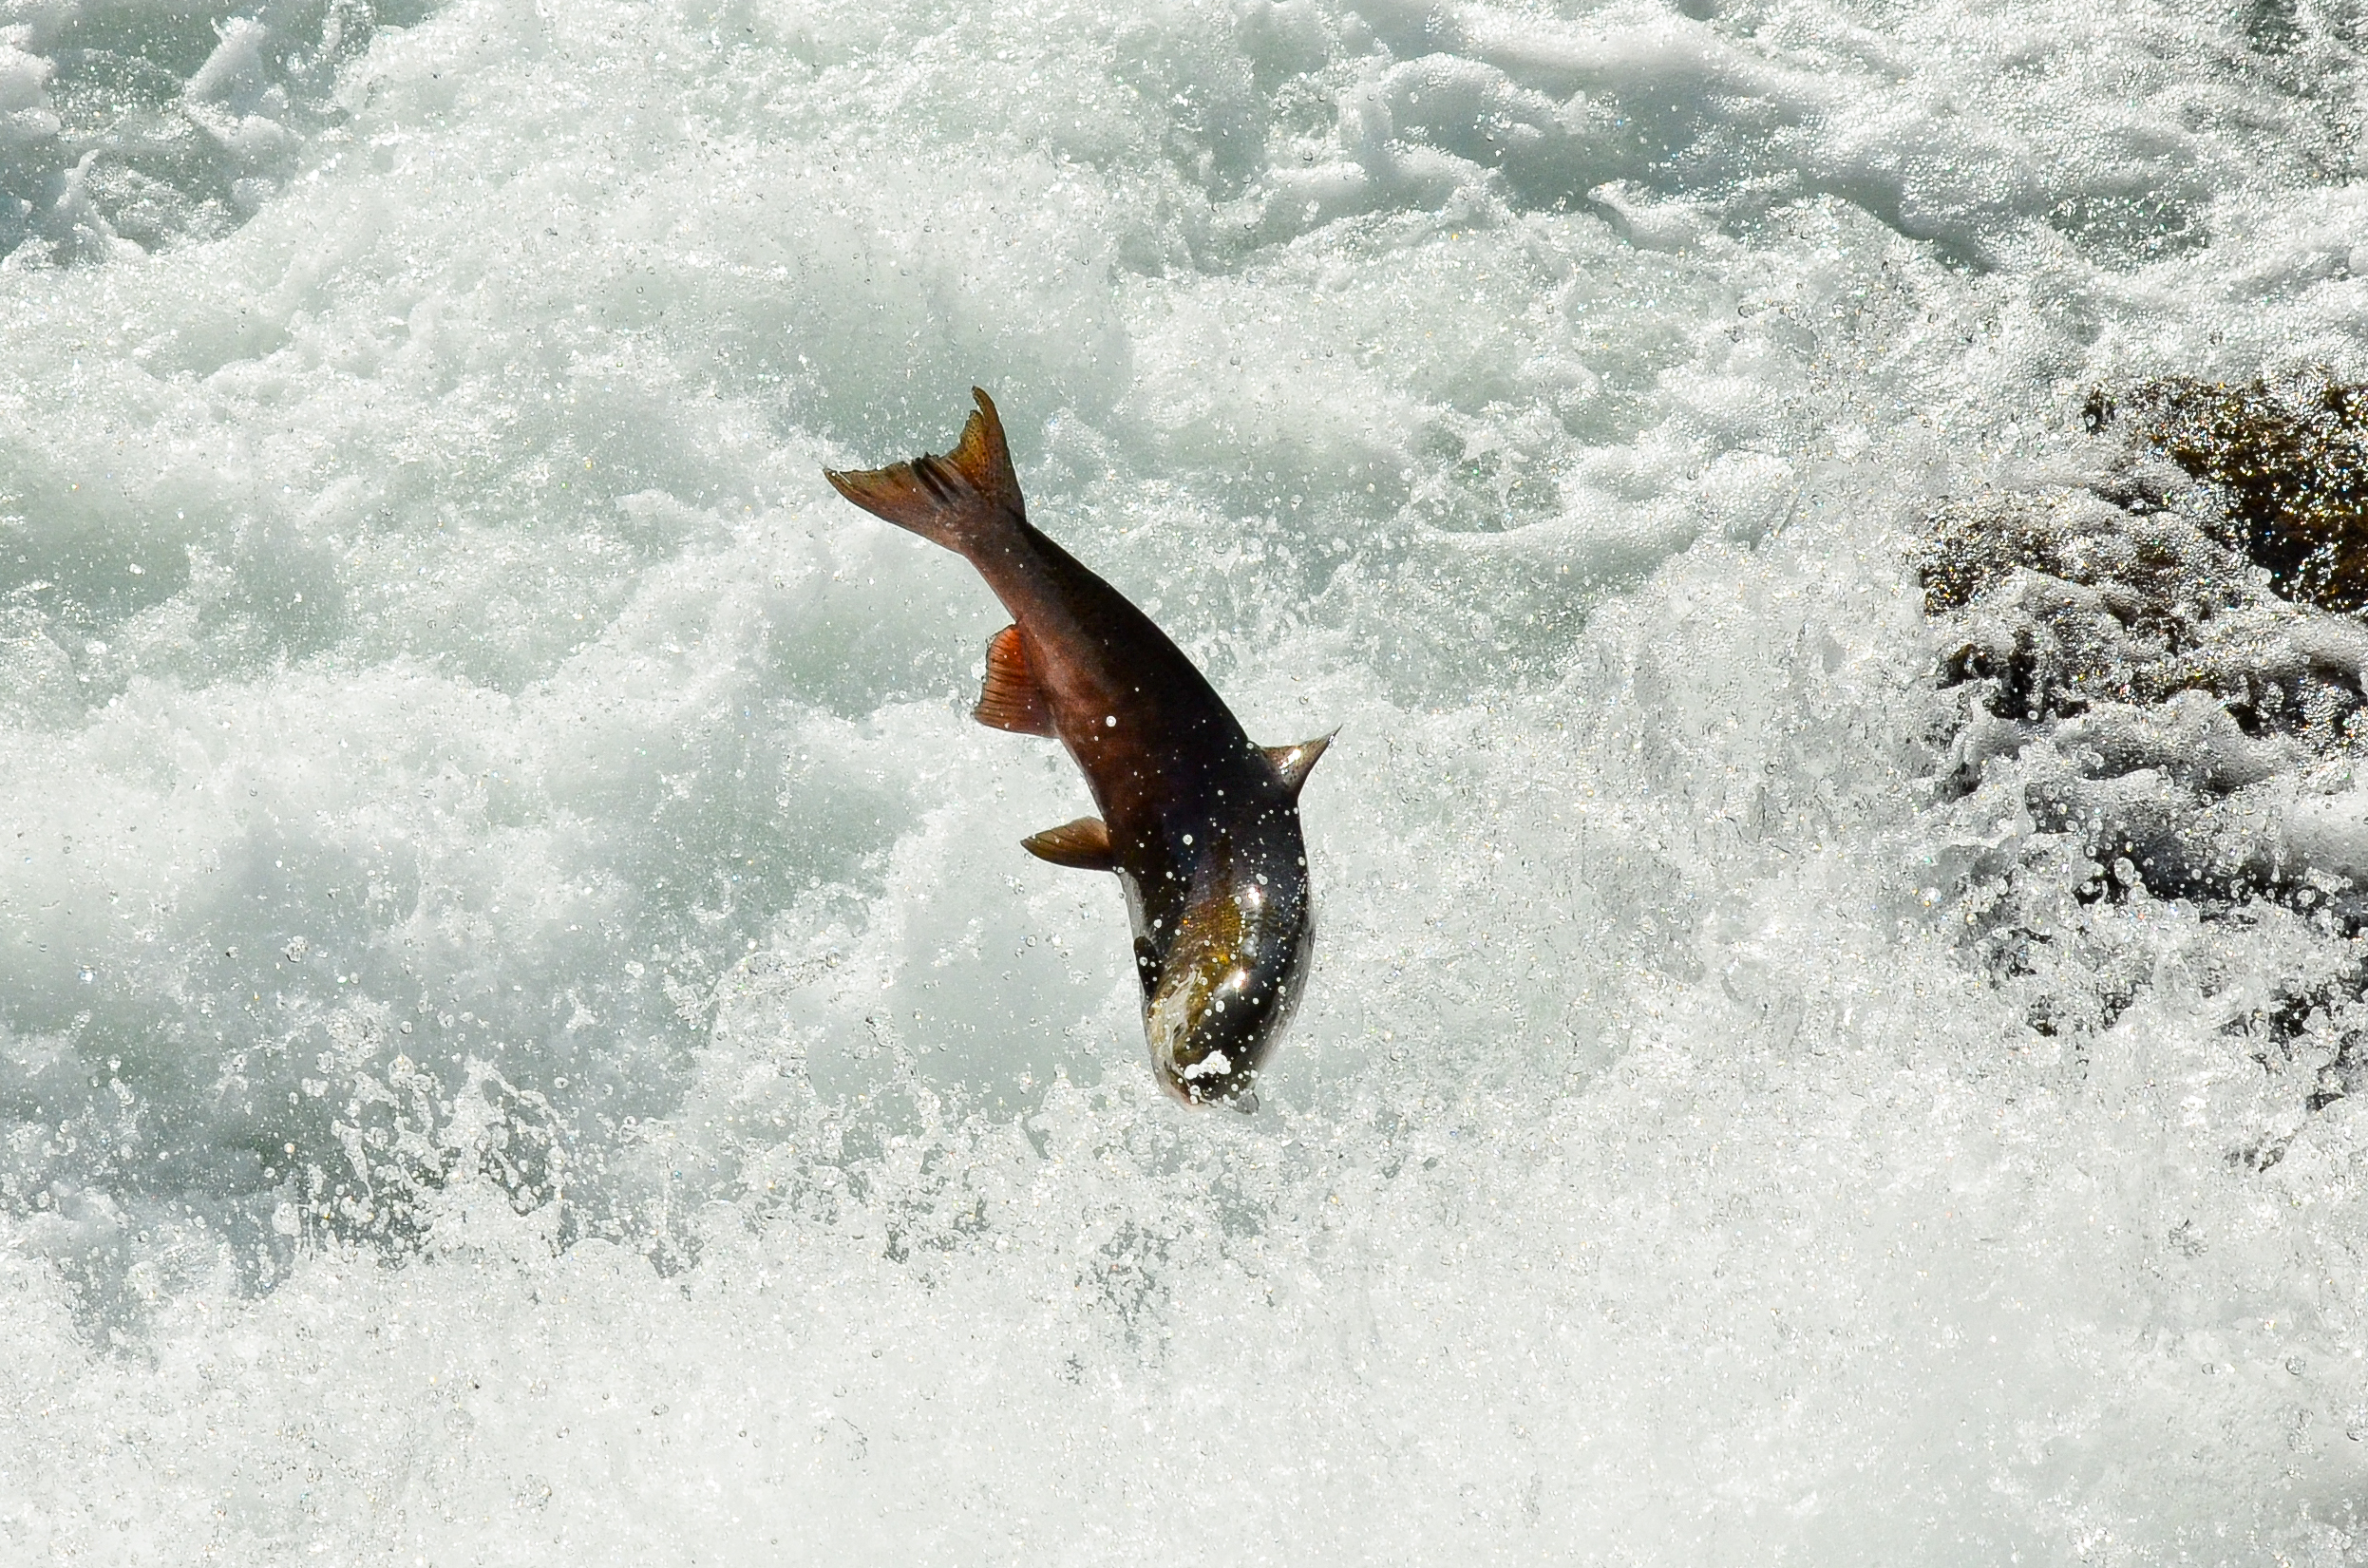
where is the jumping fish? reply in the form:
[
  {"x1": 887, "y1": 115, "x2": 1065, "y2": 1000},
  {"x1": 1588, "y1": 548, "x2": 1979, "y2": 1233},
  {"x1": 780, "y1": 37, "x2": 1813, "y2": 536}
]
[{"x1": 824, "y1": 390, "x2": 1329, "y2": 1111}]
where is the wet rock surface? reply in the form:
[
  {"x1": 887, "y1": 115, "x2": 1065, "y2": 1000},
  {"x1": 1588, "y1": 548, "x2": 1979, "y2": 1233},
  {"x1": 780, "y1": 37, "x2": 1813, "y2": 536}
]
[
  {"x1": 2087, "y1": 371, "x2": 2368, "y2": 611},
  {"x1": 1922, "y1": 372, "x2": 2368, "y2": 1056}
]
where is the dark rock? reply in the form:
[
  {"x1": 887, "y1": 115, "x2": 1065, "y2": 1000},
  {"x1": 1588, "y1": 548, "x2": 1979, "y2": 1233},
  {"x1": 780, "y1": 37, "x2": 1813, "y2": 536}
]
[
  {"x1": 1918, "y1": 375, "x2": 2368, "y2": 1061},
  {"x1": 2083, "y1": 371, "x2": 2368, "y2": 612}
]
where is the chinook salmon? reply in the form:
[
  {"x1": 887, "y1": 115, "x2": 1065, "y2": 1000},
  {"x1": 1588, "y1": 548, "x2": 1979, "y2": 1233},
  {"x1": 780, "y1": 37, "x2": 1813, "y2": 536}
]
[{"x1": 824, "y1": 389, "x2": 1329, "y2": 1111}]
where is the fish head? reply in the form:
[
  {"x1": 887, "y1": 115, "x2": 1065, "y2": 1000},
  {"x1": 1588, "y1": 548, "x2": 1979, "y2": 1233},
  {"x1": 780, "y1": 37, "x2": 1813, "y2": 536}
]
[{"x1": 1143, "y1": 879, "x2": 1312, "y2": 1112}]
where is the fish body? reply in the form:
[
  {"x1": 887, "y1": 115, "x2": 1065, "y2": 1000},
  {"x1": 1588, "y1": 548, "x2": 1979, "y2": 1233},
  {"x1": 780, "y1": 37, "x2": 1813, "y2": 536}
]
[{"x1": 824, "y1": 390, "x2": 1328, "y2": 1109}]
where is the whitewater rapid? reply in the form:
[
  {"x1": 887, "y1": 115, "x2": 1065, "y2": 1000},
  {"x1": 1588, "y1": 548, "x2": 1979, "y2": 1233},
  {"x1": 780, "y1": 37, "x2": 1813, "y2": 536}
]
[{"x1": 4, "y1": 0, "x2": 2367, "y2": 1559}]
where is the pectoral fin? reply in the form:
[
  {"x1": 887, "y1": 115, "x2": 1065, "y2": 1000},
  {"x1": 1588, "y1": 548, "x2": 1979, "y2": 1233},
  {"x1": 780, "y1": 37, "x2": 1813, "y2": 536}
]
[
  {"x1": 975, "y1": 624, "x2": 1055, "y2": 736},
  {"x1": 1263, "y1": 730, "x2": 1336, "y2": 798},
  {"x1": 1022, "y1": 816, "x2": 1116, "y2": 871}
]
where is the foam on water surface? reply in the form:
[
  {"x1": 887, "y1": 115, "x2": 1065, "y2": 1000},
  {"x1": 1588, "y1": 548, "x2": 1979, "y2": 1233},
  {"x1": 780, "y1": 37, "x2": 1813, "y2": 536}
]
[{"x1": 5, "y1": 0, "x2": 2368, "y2": 1559}]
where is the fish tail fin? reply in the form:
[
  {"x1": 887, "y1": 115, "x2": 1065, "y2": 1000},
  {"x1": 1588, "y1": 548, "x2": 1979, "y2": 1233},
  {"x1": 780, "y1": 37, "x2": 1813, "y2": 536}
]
[{"x1": 823, "y1": 388, "x2": 1025, "y2": 554}]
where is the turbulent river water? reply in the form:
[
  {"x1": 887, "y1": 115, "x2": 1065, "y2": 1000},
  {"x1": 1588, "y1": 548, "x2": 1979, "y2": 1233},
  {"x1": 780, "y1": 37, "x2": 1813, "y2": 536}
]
[{"x1": 5, "y1": 0, "x2": 2368, "y2": 1559}]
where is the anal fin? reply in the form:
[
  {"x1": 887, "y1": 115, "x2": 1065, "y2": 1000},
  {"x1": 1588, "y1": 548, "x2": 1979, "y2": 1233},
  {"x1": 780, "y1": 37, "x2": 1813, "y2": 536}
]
[
  {"x1": 1023, "y1": 816, "x2": 1115, "y2": 872},
  {"x1": 976, "y1": 624, "x2": 1055, "y2": 736}
]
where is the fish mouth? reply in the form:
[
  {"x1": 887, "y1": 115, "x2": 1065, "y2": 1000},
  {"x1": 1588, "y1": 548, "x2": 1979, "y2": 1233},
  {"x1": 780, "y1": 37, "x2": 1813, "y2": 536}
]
[
  {"x1": 1151, "y1": 1060, "x2": 1260, "y2": 1114},
  {"x1": 1171, "y1": 1048, "x2": 1259, "y2": 1112}
]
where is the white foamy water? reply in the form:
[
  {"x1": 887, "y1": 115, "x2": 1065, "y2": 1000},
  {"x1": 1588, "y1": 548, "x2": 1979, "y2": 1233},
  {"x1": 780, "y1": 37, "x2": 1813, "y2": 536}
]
[{"x1": 6, "y1": 0, "x2": 2368, "y2": 1558}]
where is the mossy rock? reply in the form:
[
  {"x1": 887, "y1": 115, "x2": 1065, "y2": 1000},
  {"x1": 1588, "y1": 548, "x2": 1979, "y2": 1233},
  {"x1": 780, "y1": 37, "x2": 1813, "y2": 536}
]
[{"x1": 2084, "y1": 371, "x2": 2368, "y2": 612}]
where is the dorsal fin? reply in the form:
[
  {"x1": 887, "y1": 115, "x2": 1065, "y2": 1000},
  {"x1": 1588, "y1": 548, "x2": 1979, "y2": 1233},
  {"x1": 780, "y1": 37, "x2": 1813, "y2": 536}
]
[
  {"x1": 822, "y1": 388, "x2": 1026, "y2": 555},
  {"x1": 1022, "y1": 816, "x2": 1115, "y2": 872},
  {"x1": 1263, "y1": 730, "x2": 1335, "y2": 798},
  {"x1": 975, "y1": 625, "x2": 1055, "y2": 736}
]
